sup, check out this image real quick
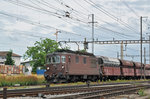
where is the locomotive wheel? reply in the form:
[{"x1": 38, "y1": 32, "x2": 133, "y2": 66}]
[{"x1": 45, "y1": 82, "x2": 50, "y2": 88}]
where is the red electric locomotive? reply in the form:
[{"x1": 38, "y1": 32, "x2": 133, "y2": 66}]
[{"x1": 44, "y1": 50, "x2": 99, "y2": 83}]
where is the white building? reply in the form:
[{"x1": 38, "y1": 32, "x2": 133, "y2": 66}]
[
  {"x1": 0, "y1": 51, "x2": 21, "y2": 65},
  {"x1": 21, "y1": 61, "x2": 32, "y2": 75}
]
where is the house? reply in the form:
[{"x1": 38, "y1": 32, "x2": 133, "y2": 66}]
[
  {"x1": 0, "y1": 51, "x2": 21, "y2": 65},
  {"x1": 21, "y1": 61, "x2": 32, "y2": 75}
]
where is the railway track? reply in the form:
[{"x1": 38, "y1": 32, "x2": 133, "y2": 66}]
[
  {"x1": 50, "y1": 85, "x2": 150, "y2": 99},
  {"x1": 0, "y1": 81, "x2": 149, "y2": 98}
]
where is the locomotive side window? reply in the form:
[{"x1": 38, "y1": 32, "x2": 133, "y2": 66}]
[
  {"x1": 52, "y1": 57, "x2": 56, "y2": 63},
  {"x1": 83, "y1": 57, "x2": 86, "y2": 64},
  {"x1": 68, "y1": 56, "x2": 71, "y2": 62},
  {"x1": 46, "y1": 57, "x2": 51, "y2": 64},
  {"x1": 76, "y1": 56, "x2": 79, "y2": 63},
  {"x1": 49, "y1": 58, "x2": 52, "y2": 63},
  {"x1": 91, "y1": 58, "x2": 97, "y2": 68},
  {"x1": 56, "y1": 56, "x2": 60, "y2": 63},
  {"x1": 46, "y1": 57, "x2": 49, "y2": 64},
  {"x1": 61, "y1": 56, "x2": 66, "y2": 63}
]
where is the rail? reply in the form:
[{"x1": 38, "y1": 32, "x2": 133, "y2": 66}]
[{"x1": 0, "y1": 80, "x2": 149, "y2": 98}]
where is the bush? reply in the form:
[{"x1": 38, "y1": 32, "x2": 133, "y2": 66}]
[
  {"x1": 0, "y1": 75, "x2": 45, "y2": 87},
  {"x1": 138, "y1": 89, "x2": 146, "y2": 96}
]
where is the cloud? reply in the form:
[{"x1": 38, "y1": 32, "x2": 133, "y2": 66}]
[
  {"x1": 0, "y1": 0, "x2": 150, "y2": 62},
  {"x1": 4, "y1": 21, "x2": 35, "y2": 31}
]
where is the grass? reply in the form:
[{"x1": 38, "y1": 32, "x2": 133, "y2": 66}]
[
  {"x1": 0, "y1": 74, "x2": 46, "y2": 87},
  {"x1": 0, "y1": 74, "x2": 149, "y2": 88}
]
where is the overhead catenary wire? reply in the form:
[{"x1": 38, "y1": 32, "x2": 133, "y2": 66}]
[
  {"x1": 121, "y1": 0, "x2": 139, "y2": 18},
  {"x1": 60, "y1": 0, "x2": 140, "y2": 38},
  {"x1": 3, "y1": 0, "x2": 141, "y2": 39},
  {"x1": 9, "y1": 0, "x2": 109, "y2": 38},
  {"x1": 72, "y1": 0, "x2": 135, "y2": 31},
  {"x1": 23, "y1": 2, "x2": 135, "y2": 36},
  {"x1": 0, "y1": 28, "x2": 48, "y2": 39},
  {"x1": 121, "y1": 0, "x2": 148, "y2": 27},
  {"x1": 0, "y1": 0, "x2": 145, "y2": 61},
  {"x1": 54, "y1": 0, "x2": 137, "y2": 38},
  {"x1": 84, "y1": 0, "x2": 139, "y2": 34},
  {"x1": 5, "y1": 0, "x2": 89, "y2": 25},
  {"x1": 1, "y1": 1, "x2": 127, "y2": 41},
  {"x1": 0, "y1": 11, "x2": 88, "y2": 38}
]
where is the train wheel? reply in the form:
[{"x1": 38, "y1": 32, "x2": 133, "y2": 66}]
[{"x1": 46, "y1": 83, "x2": 50, "y2": 88}]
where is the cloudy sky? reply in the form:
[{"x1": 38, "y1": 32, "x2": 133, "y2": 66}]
[{"x1": 0, "y1": 0, "x2": 150, "y2": 62}]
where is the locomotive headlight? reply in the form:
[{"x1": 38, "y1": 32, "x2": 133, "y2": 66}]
[{"x1": 47, "y1": 67, "x2": 50, "y2": 70}]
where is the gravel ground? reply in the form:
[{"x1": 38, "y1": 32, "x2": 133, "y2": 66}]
[
  {"x1": 1, "y1": 88, "x2": 150, "y2": 99},
  {"x1": 4, "y1": 92, "x2": 83, "y2": 99},
  {"x1": 109, "y1": 89, "x2": 150, "y2": 99}
]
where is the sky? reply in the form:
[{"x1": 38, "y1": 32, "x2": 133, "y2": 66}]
[{"x1": 0, "y1": 0, "x2": 150, "y2": 63}]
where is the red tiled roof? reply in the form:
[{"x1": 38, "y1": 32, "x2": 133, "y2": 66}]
[{"x1": 0, "y1": 51, "x2": 21, "y2": 57}]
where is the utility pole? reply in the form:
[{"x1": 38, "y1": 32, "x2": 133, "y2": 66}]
[
  {"x1": 89, "y1": 14, "x2": 97, "y2": 54},
  {"x1": 92, "y1": 14, "x2": 94, "y2": 54},
  {"x1": 75, "y1": 42, "x2": 79, "y2": 51},
  {"x1": 140, "y1": 16, "x2": 148, "y2": 79},
  {"x1": 149, "y1": 36, "x2": 150, "y2": 64},
  {"x1": 120, "y1": 42, "x2": 123, "y2": 60},
  {"x1": 144, "y1": 47, "x2": 146, "y2": 79},
  {"x1": 84, "y1": 38, "x2": 88, "y2": 51},
  {"x1": 54, "y1": 30, "x2": 60, "y2": 42},
  {"x1": 140, "y1": 16, "x2": 143, "y2": 79}
]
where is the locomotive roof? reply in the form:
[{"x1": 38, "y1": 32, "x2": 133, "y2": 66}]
[{"x1": 50, "y1": 49, "x2": 95, "y2": 56}]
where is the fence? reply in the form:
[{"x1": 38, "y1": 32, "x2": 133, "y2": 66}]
[{"x1": 0, "y1": 65, "x2": 24, "y2": 75}]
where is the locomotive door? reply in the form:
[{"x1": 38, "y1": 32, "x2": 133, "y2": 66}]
[
  {"x1": 97, "y1": 58, "x2": 104, "y2": 81},
  {"x1": 66, "y1": 55, "x2": 71, "y2": 72},
  {"x1": 99, "y1": 65, "x2": 103, "y2": 78},
  {"x1": 65, "y1": 55, "x2": 71, "y2": 80}
]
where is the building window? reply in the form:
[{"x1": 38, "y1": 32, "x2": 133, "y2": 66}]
[
  {"x1": 61, "y1": 56, "x2": 66, "y2": 63},
  {"x1": 2, "y1": 56, "x2": 5, "y2": 59},
  {"x1": 76, "y1": 56, "x2": 79, "y2": 63},
  {"x1": 83, "y1": 57, "x2": 86, "y2": 64}
]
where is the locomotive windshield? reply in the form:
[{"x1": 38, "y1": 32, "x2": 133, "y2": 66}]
[
  {"x1": 46, "y1": 55, "x2": 67, "y2": 64},
  {"x1": 46, "y1": 55, "x2": 60, "y2": 64}
]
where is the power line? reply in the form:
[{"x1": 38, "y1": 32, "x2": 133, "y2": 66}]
[
  {"x1": 3, "y1": 0, "x2": 139, "y2": 39},
  {"x1": 121, "y1": 0, "x2": 140, "y2": 18},
  {"x1": 121, "y1": 0, "x2": 148, "y2": 26},
  {"x1": 8, "y1": 0, "x2": 107, "y2": 40},
  {"x1": 85, "y1": 0, "x2": 139, "y2": 34},
  {"x1": 0, "y1": 28, "x2": 49, "y2": 38},
  {"x1": 0, "y1": 11, "x2": 87, "y2": 38},
  {"x1": 55, "y1": 0, "x2": 135, "y2": 38},
  {"x1": 72, "y1": 0, "x2": 139, "y2": 38},
  {"x1": 5, "y1": 0, "x2": 88, "y2": 24}
]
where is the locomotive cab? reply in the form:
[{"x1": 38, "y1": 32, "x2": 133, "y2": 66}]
[{"x1": 44, "y1": 53, "x2": 67, "y2": 83}]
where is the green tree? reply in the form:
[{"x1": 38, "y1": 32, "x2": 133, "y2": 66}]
[
  {"x1": 23, "y1": 38, "x2": 59, "y2": 73},
  {"x1": 5, "y1": 50, "x2": 15, "y2": 65},
  {"x1": 79, "y1": 49, "x2": 86, "y2": 53}
]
